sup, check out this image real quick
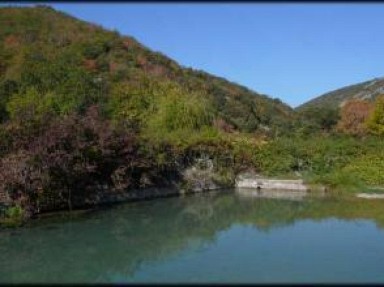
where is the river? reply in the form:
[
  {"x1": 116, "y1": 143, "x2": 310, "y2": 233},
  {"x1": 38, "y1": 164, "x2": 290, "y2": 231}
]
[{"x1": 1, "y1": 189, "x2": 384, "y2": 283}]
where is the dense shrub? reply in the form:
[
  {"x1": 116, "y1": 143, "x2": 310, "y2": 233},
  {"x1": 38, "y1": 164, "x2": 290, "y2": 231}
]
[{"x1": 0, "y1": 106, "x2": 140, "y2": 212}]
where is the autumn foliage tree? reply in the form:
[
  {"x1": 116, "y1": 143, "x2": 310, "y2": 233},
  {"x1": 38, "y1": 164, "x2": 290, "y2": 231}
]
[
  {"x1": 0, "y1": 105, "x2": 140, "y2": 213},
  {"x1": 336, "y1": 99, "x2": 373, "y2": 136}
]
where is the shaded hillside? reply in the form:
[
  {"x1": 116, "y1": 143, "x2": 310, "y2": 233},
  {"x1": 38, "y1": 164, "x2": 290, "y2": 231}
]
[
  {"x1": 297, "y1": 77, "x2": 384, "y2": 111},
  {"x1": 0, "y1": 5, "x2": 293, "y2": 133}
]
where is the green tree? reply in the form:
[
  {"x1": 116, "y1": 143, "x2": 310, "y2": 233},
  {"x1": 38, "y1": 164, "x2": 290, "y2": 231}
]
[
  {"x1": 146, "y1": 81, "x2": 214, "y2": 134},
  {"x1": 366, "y1": 95, "x2": 384, "y2": 136},
  {"x1": 296, "y1": 105, "x2": 340, "y2": 135}
]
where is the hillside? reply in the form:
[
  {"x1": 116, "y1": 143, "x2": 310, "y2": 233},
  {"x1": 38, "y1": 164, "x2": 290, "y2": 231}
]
[
  {"x1": 0, "y1": 5, "x2": 293, "y2": 133},
  {"x1": 297, "y1": 77, "x2": 384, "y2": 111},
  {"x1": 0, "y1": 5, "x2": 297, "y2": 218}
]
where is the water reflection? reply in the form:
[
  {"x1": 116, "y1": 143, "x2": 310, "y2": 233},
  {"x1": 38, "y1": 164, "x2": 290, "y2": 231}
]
[{"x1": 1, "y1": 190, "x2": 384, "y2": 283}]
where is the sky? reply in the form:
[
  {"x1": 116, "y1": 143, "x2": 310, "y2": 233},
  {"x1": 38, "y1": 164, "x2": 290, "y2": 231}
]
[{"x1": 5, "y1": 3, "x2": 384, "y2": 107}]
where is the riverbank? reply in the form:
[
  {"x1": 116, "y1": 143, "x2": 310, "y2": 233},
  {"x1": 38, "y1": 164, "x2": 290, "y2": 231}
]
[
  {"x1": 3, "y1": 164, "x2": 384, "y2": 228},
  {"x1": 0, "y1": 157, "x2": 232, "y2": 227},
  {"x1": 2, "y1": 134, "x2": 384, "y2": 227}
]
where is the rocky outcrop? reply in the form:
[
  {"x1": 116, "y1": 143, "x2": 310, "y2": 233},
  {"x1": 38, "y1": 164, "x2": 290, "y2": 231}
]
[{"x1": 181, "y1": 156, "x2": 220, "y2": 192}]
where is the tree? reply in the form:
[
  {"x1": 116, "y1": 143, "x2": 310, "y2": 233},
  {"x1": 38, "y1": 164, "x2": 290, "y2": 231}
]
[
  {"x1": 336, "y1": 100, "x2": 373, "y2": 136},
  {"x1": 294, "y1": 106, "x2": 340, "y2": 137},
  {"x1": 366, "y1": 95, "x2": 384, "y2": 136},
  {"x1": 146, "y1": 81, "x2": 214, "y2": 133}
]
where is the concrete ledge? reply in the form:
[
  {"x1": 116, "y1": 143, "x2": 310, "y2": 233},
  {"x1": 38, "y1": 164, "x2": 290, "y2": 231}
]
[
  {"x1": 235, "y1": 177, "x2": 308, "y2": 191},
  {"x1": 356, "y1": 193, "x2": 384, "y2": 199}
]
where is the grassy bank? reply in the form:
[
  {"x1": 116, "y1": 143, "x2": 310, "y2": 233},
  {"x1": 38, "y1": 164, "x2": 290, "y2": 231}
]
[{"x1": 250, "y1": 135, "x2": 384, "y2": 194}]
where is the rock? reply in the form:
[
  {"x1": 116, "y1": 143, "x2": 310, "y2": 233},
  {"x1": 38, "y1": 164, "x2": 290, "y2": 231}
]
[{"x1": 181, "y1": 157, "x2": 222, "y2": 192}]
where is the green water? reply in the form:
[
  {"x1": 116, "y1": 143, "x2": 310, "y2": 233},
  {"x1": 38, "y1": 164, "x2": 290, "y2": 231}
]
[{"x1": 2, "y1": 190, "x2": 384, "y2": 283}]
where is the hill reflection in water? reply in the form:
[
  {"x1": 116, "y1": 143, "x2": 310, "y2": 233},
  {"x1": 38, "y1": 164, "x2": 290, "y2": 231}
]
[{"x1": 1, "y1": 190, "x2": 384, "y2": 283}]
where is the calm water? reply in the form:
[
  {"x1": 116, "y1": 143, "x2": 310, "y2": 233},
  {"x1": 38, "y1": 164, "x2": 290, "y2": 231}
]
[{"x1": 2, "y1": 190, "x2": 384, "y2": 283}]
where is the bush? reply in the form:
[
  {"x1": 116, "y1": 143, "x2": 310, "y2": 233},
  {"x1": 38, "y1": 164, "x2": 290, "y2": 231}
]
[
  {"x1": 343, "y1": 152, "x2": 384, "y2": 186},
  {"x1": 0, "y1": 205, "x2": 25, "y2": 227},
  {"x1": 305, "y1": 170, "x2": 366, "y2": 193}
]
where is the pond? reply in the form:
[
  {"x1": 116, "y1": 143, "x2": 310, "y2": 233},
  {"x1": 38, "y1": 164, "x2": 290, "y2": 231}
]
[{"x1": 1, "y1": 189, "x2": 384, "y2": 284}]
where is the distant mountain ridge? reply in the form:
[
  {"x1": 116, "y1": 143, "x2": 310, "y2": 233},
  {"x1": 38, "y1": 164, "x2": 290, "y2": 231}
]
[{"x1": 297, "y1": 77, "x2": 384, "y2": 110}]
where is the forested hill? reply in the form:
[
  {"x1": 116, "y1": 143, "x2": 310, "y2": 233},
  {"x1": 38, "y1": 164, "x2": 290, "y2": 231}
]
[
  {"x1": 297, "y1": 77, "x2": 384, "y2": 111},
  {"x1": 0, "y1": 5, "x2": 293, "y2": 133}
]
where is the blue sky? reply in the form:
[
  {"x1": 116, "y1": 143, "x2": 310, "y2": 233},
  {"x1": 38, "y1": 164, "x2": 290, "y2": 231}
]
[{"x1": 5, "y1": 3, "x2": 384, "y2": 107}]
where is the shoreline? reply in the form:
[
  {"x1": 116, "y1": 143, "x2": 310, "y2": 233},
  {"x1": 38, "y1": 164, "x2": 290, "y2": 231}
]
[{"x1": 2, "y1": 170, "x2": 384, "y2": 228}]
